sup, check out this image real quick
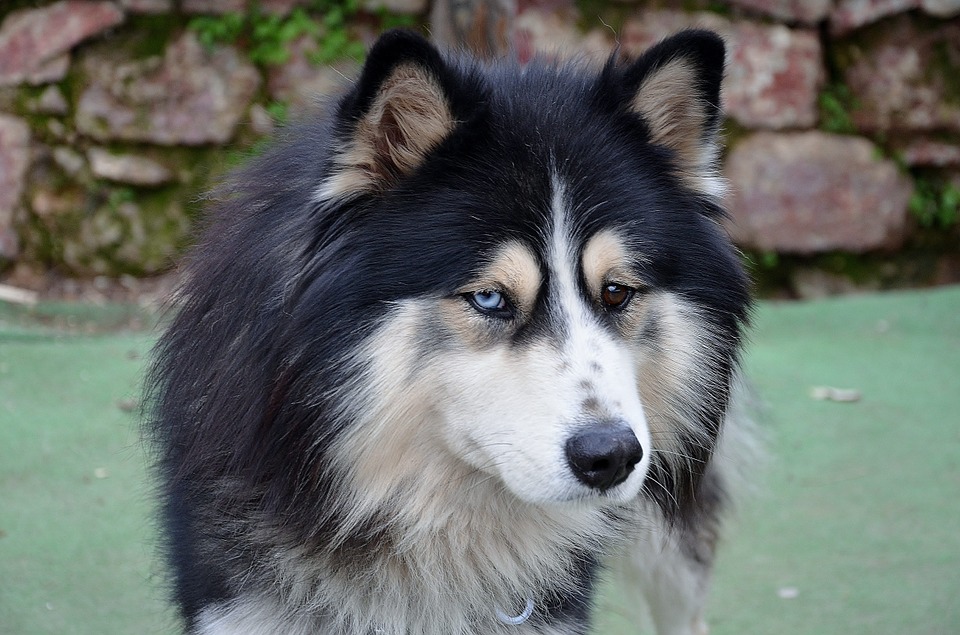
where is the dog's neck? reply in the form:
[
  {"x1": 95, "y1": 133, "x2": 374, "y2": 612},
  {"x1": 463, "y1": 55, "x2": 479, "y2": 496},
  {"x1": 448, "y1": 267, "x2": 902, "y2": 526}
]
[{"x1": 278, "y1": 461, "x2": 627, "y2": 633}]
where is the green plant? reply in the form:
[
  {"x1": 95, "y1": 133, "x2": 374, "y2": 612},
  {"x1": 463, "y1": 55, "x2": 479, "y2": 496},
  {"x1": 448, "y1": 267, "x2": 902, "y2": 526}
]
[
  {"x1": 307, "y1": 0, "x2": 365, "y2": 65},
  {"x1": 188, "y1": 0, "x2": 382, "y2": 67},
  {"x1": 909, "y1": 179, "x2": 960, "y2": 229},
  {"x1": 190, "y1": 12, "x2": 246, "y2": 50},
  {"x1": 759, "y1": 250, "x2": 779, "y2": 269},
  {"x1": 249, "y1": 8, "x2": 321, "y2": 65},
  {"x1": 105, "y1": 186, "x2": 136, "y2": 211},
  {"x1": 264, "y1": 100, "x2": 289, "y2": 124},
  {"x1": 818, "y1": 83, "x2": 858, "y2": 135},
  {"x1": 377, "y1": 6, "x2": 418, "y2": 30},
  {"x1": 190, "y1": 8, "x2": 318, "y2": 65}
]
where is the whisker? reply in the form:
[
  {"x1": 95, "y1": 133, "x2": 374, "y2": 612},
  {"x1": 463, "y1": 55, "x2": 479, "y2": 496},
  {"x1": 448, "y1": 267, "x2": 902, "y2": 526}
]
[{"x1": 644, "y1": 474, "x2": 681, "y2": 511}]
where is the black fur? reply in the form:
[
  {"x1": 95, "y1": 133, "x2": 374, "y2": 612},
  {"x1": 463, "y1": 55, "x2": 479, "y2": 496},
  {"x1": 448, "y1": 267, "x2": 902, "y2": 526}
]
[{"x1": 145, "y1": 29, "x2": 750, "y2": 632}]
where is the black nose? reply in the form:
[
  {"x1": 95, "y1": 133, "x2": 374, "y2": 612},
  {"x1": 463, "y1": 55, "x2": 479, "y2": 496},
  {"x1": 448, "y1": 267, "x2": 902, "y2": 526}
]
[{"x1": 565, "y1": 423, "x2": 643, "y2": 491}]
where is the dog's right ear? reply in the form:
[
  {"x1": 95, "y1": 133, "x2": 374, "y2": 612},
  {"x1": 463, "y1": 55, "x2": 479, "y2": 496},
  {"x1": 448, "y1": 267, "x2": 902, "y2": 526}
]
[{"x1": 320, "y1": 30, "x2": 479, "y2": 199}]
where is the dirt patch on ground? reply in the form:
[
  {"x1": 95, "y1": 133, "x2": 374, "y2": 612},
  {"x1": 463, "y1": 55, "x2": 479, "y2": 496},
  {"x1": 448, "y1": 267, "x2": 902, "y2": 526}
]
[
  {"x1": 3, "y1": 267, "x2": 178, "y2": 307},
  {"x1": 0, "y1": 267, "x2": 180, "y2": 333}
]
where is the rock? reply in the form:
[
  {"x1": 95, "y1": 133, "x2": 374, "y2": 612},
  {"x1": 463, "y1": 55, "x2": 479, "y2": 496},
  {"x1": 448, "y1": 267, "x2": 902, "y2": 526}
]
[
  {"x1": 0, "y1": 115, "x2": 31, "y2": 262},
  {"x1": 248, "y1": 104, "x2": 276, "y2": 136},
  {"x1": 364, "y1": 0, "x2": 429, "y2": 14},
  {"x1": 832, "y1": 0, "x2": 960, "y2": 33},
  {"x1": 843, "y1": 17, "x2": 960, "y2": 134},
  {"x1": 725, "y1": 131, "x2": 914, "y2": 253},
  {"x1": 259, "y1": 0, "x2": 311, "y2": 14},
  {"x1": 47, "y1": 119, "x2": 76, "y2": 144},
  {"x1": 118, "y1": 0, "x2": 173, "y2": 13},
  {"x1": 830, "y1": 0, "x2": 915, "y2": 35},
  {"x1": 517, "y1": 0, "x2": 576, "y2": 9},
  {"x1": 899, "y1": 140, "x2": 960, "y2": 167},
  {"x1": 87, "y1": 148, "x2": 174, "y2": 186},
  {"x1": 181, "y1": 0, "x2": 247, "y2": 13},
  {"x1": 182, "y1": 0, "x2": 311, "y2": 13},
  {"x1": 20, "y1": 55, "x2": 72, "y2": 86},
  {"x1": 620, "y1": 11, "x2": 824, "y2": 129},
  {"x1": 792, "y1": 268, "x2": 880, "y2": 299},
  {"x1": 431, "y1": 0, "x2": 516, "y2": 58},
  {"x1": 0, "y1": 0, "x2": 125, "y2": 87},
  {"x1": 727, "y1": 0, "x2": 832, "y2": 24},
  {"x1": 514, "y1": 8, "x2": 611, "y2": 64},
  {"x1": 620, "y1": 9, "x2": 724, "y2": 52},
  {"x1": 0, "y1": 88, "x2": 14, "y2": 111},
  {"x1": 267, "y1": 35, "x2": 359, "y2": 115},
  {"x1": 934, "y1": 254, "x2": 960, "y2": 285},
  {"x1": 76, "y1": 31, "x2": 261, "y2": 145},
  {"x1": 29, "y1": 186, "x2": 84, "y2": 220},
  {"x1": 25, "y1": 182, "x2": 190, "y2": 276},
  {"x1": 920, "y1": 0, "x2": 960, "y2": 17},
  {"x1": 53, "y1": 146, "x2": 86, "y2": 177},
  {"x1": 725, "y1": 21, "x2": 824, "y2": 129},
  {"x1": 32, "y1": 85, "x2": 70, "y2": 116},
  {"x1": 65, "y1": 198, "x2": 189, "y2": 276}
]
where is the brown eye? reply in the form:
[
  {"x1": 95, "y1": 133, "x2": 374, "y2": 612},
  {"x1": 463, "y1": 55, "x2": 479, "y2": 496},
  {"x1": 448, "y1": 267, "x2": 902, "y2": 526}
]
[{"x1": 600, "y1": 283, "x2": 633, "y2": 309}]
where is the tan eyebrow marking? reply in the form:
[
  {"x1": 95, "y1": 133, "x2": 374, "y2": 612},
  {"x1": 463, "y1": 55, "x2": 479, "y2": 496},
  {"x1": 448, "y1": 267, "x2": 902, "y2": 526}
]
[
  {"x1": 462, "y1": 240, "x2": 541, "y2": 316},
  {"x1": 581, "y1": 229, "x2": 642, "y2": 297}
]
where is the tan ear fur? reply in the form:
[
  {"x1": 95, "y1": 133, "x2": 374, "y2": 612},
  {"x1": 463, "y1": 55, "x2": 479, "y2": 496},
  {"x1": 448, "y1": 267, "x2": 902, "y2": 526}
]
[
  {"x1": 629, "y1": 58, "x2": 724, "y2": 197},
  {"x1": 322, "y1": 64, "x2": 456, "y2": 199}
]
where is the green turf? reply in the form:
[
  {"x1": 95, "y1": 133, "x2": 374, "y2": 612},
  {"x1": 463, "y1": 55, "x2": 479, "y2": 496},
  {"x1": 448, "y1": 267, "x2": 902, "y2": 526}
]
[
  {"x1": 0, "y1": 325, "x2": 176, "y2": 635},
  {"x1": 2, "y1": 287, "x2": 959, "y2": 634}
]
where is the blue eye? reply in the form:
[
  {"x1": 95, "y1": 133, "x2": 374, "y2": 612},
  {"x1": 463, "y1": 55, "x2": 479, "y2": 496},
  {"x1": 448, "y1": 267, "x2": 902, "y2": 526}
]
[
  {"x1": 465, "y1": 290, "x2": 513, "y2": 318},
  {"x1": 472, "y1": 290, "x2": 503, "y2": 309}
]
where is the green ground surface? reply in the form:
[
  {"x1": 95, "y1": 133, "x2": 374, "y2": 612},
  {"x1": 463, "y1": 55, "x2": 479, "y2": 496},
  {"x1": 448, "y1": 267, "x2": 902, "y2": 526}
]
[{"x1": 1, "y1": 287, "x2": 958, "y2": 634}]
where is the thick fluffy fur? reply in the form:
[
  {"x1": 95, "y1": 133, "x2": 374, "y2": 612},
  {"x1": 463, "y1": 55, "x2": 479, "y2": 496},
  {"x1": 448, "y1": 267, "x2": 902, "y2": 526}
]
[{"x1": 145, "y1": 29, "x2": 752, "y2": 635}]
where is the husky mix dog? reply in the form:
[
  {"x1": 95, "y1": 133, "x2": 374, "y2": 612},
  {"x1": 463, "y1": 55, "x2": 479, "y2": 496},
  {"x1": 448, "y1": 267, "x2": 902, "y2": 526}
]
[{"x1": 145, "y1": 28, "x2": 753, "y2": 635}]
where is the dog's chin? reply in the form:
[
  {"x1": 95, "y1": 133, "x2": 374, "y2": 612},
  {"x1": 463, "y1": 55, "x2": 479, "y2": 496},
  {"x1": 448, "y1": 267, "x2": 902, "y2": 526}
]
[{"x1": 498, "y1": 470, "x2": 647, "y2": 508}]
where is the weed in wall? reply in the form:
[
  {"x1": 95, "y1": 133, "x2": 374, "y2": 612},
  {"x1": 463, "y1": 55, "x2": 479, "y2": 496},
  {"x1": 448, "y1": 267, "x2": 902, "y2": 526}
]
[
  {"x1": 910, "y1": 179, "x2": 960, "y2": 229},
  {"x1": 187, "y1": 0, "x2": 406, "y2": 67},
  {"x1": 818, "y1": 83, "x2": 858, "y2": 135}
]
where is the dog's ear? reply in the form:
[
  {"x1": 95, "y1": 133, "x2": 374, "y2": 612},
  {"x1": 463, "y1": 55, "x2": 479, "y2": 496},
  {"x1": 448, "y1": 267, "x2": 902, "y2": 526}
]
[
  {"x1": 612, "y1": 30, "x2": 726, "y2": 197},
  {"x1": 321, "y1": 30, "x2": 476, "y2": 199}
]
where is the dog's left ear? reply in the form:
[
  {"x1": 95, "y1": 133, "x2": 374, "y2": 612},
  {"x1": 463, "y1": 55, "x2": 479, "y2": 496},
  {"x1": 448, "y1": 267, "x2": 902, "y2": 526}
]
[
  {"x1": 612, "y1": 30, "x2": 726, "y2": 197},
  {"x1": 320, "y1": 30, "x2": 480, "y2": 199}
]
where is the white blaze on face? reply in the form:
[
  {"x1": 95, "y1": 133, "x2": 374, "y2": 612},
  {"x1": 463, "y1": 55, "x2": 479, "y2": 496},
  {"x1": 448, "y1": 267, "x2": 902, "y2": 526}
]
[{"x1": 541, "y1": 174, "x2": 652, "y2": 500}]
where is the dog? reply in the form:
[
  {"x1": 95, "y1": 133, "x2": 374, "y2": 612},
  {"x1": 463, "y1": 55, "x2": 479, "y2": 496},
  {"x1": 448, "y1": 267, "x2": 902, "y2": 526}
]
[{"x1": 145, "y1": 28, "x2": 753, "y2": 635}]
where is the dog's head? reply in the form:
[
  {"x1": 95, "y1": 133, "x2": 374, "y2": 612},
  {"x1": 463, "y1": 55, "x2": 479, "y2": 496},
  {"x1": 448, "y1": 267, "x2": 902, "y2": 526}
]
[{"x1": 307, "y1": 30, "x2": 749, "y2": 517}]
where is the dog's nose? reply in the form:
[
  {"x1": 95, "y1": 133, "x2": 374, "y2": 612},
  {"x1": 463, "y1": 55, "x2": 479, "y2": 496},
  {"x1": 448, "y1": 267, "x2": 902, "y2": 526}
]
[{"x1": 565, "y1": 423, "x2": 643, "y2": 491}]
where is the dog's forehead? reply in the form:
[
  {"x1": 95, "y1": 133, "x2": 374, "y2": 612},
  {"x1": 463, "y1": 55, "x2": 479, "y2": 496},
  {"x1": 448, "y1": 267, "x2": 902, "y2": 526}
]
[{"x1": 472, "y1": 181, "x2": 636, "y2": 299}]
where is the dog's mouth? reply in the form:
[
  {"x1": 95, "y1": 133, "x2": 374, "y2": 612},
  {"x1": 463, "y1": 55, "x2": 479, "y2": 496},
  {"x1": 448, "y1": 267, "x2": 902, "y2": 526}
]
[{"x1": 451, "y1": 417, "x2": 650, "y2": 506}]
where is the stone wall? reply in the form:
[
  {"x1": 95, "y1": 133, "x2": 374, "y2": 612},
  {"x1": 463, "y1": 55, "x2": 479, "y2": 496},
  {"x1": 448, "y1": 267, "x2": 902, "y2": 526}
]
[{"x1": 1, "y1": 0, "x2": 958, "y2": 296}]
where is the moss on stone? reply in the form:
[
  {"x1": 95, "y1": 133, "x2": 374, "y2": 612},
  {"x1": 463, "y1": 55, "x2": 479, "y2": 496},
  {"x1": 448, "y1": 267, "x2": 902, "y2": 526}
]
[
  {"x1": 123, "y1": 13, "x2": 184, "y2": 60},
  {"x1": 41, "y1": 183, "x2": 192, "y2": 276},
  {"x1": 817, "y1": 82, "x2": 858, "y2": 135},
  {"x1": 16, "y1": 137, "x2": 224, "y2": 276},
  {"x1": 744, "y1": 232, "x2": 960, "y2": 299},
  {"x1": 573, "y1": 0, "x2": 630, "y2": 35},
  {"x1": 931, "y1": 38, "x2": 960, "y2": 107},
  {"x1": 9, "y1": 85, "x2": 53, "y2": 136},
  {"x1": 0, "y1": 1, "x2": 48, "y2": 17},
  {"x1": 718, "y1": 118, "x2": 752, "y2": 158}
]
